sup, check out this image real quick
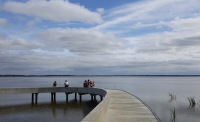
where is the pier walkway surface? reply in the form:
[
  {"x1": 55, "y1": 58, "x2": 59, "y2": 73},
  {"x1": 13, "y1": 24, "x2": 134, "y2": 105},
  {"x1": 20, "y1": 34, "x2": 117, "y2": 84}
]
[{"x1": 104, "y1": 90, "x2": 158, "y2": 122}]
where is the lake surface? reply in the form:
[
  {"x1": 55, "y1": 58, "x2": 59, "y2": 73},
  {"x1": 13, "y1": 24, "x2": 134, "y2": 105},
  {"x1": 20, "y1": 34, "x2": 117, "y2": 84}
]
[{"x1": 0, "y1": 76, "x2": 200, "y2": 122}]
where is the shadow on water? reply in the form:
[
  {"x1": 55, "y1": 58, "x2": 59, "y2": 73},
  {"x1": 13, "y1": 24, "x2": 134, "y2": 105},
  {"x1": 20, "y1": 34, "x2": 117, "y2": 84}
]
[{"x1": 0, "y1": 100, "x2": 99, "y2": 122}]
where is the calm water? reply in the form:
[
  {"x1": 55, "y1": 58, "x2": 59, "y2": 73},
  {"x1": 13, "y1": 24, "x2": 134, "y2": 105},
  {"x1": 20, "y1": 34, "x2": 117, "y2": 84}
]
[{"x1": 0, "y1": 76, "x2": 200, "y2": 122}]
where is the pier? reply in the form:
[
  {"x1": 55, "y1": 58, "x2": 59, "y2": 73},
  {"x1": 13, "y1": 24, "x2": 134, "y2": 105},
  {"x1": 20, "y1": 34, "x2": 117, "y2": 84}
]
[
  {"x1": 0, "y1": 87, "x2": 160, "y2": 122},
  {"x1": 0, "y1": 87, "x2": 106, "y2": 105}
]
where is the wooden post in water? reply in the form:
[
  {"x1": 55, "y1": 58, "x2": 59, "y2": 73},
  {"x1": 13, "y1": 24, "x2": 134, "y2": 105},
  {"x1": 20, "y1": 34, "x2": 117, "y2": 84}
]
[
  {"x1": 65, "y1": 92, "x2": 68, "y2": 103},
  {"x1": 75, "y1": 93, "x2": 77, "y2": 101},
  {"x1": 35, "y1": 93, "x2": 38, "y2": 104},
  {"x1": 32, "y1": 93, "x2": 38, "y2": 105},
  {"x1": 94, "y1": 95, "x2": 97, "y2": 101},
  {"x1": 79, "y1": 94, "x2": 82, "y2": 102},
  {"x1": 51, "y1": 93, "x2": 56, "y2": 104},
  {"x1": 32, "y1": 93, "x2": 34, "y2": 105},
  {"x1": 100, "y1": 95, "x2": 103, "y2": 101},
  {"x1": 90, "y1": 94, "x2": 94, "y2": 101}
]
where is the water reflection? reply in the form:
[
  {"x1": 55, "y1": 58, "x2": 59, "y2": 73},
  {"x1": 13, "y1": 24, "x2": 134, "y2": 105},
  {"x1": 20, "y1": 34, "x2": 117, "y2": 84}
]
[
  {"x1": 168, "y1": 93, "x2": 177, "y2": 122},
  {"x1": 187, "y1": 97, "x2": 196, "y2": 109},
  {"x1": 169, "y1": 93, "x2": 176, "y2": 102},
  {"x1": 0, "y1": 100, "x2": 99, "y2": 122},
  {"x1": 167, "y1": 93, "x2": 200, "y2": 122},
  {"x1": 170, "y1": 108, "x2": 176, "y2": 122}
]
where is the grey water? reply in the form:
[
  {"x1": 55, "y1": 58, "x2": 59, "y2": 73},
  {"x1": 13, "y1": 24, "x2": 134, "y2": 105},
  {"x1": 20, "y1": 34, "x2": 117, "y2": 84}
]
[{"x1": 0, "y1": 76, "x2": 200, "y2": 122}]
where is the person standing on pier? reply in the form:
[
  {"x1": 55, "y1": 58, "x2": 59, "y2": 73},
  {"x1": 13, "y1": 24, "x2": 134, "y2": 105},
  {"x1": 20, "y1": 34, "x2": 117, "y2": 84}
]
[
  {"x1": 92, "y1": 81, "x2": 95, "y2": 87},
  {"x1": 53, "y1": 81, "x2": 57, "y2": 87},
  {"x1": 64, "y1": 80, "x2": 69, "y2": 87}
]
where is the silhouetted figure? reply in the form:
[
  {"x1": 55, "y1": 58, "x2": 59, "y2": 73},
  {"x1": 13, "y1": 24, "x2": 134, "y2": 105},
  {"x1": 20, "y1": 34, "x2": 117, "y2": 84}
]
[
  {"x1": 53, "y1": 81, "x2": 57, "y2": 87},
  {"x1": 84, "y1": 80, "x2": 88, "y2": 87},
  {"x1": 64, "y1": 80, "x2": 69, "y2": 87},
  {"x1": 92, "y1": 81, "x2": 95, "y2": 87}
]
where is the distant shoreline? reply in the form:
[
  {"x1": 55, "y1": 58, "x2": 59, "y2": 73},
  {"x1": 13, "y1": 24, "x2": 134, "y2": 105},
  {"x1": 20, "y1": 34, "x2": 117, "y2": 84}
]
[{"x1": 0, "y1": 75, "x2": 200, "y2": 77}]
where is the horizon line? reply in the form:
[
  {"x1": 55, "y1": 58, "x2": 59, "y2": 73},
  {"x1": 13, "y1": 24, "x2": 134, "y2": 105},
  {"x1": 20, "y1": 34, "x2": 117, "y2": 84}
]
[{"x1": 1, "y1": 75, "x2": 200, "y2": 77}]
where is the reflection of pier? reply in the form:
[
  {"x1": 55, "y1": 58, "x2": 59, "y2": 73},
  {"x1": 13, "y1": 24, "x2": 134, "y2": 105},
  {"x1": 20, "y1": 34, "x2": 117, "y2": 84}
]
[
  {"x1": 0, "y1": 87, "x2": 106, "y2": 105},
  {"x1": 0, "y1": 101, "x2": 97, "y2": 122}
]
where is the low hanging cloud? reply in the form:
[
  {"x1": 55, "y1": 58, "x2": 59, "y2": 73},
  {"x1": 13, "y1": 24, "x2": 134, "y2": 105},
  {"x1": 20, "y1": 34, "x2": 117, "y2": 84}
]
[
  {"x1": 0, "y1": 52, "x2": 128, "y2": 75},
  {"x1": 37, "y1": 28, "x2": 123, "y2": 55},
  {"x1": 2, "y1": 0, "x2": 103, "y2": 24}
]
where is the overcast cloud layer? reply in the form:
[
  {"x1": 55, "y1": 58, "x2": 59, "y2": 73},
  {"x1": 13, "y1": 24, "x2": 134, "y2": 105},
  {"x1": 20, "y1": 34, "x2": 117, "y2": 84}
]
[{"x1": 0, "y1": 0, "x2": 200, "y2": 75}]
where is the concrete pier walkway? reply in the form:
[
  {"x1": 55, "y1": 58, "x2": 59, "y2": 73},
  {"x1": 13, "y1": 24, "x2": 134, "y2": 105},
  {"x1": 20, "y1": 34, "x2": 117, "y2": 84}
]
[
  {"x1": 82, "y1": 90, "x2": 160, "y2": 122},
  {"x1": 104, "y1": 90, "x2": 158, "y2": 122}
]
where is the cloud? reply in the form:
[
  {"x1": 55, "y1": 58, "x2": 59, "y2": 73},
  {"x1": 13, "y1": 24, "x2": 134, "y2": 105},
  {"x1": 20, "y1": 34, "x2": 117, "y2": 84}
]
[
  {"x1": 27, "y1": 18, "x2": 41, "y2": 26},
  {"x1": 2, "y1": 0, "x2": 103, "y2": 24},
  {"x1": 168, "y1": 17, "x2": 200, "y2": 32},
  {"x1": 1, "y1": 0, "x2": 200, "y2": 75},
  {"x1": 96, "y1": 8, "x2": 105, "y2": 15},
  {"x1": 136, "y1": 16, "x2": 200, "y2": 52},
  {"x1": 0, "y1": 36, "x2": 42, "y2": 51},
  {"x1": 0, "y1": 18, "x2": 7, "y2": 26},
  {"x1": 96, "y1": 0, "x2": 200, "y2": 31},
  {"x1": 37, "y1": 28, "x2": 123, "y2": 55},
  {"x1": 0, "y1": 52, "x2": 129, "y2": 75}
]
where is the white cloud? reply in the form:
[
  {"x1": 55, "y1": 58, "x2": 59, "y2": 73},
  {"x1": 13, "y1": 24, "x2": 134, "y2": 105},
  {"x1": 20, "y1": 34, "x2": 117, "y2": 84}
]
[
  {"x1": 37, "y1": 28, "x2": 123, "y2": 55},
  {"x1": 0, "y1": 37, "x2": 42, "y2": 51},
  {"x1": 96, "y1": 0, "x2": 200, "y2": 31},
  {"x1": 0, "y1": 18, "x2": 7, "y2": 26},
  {"x1": 3, "y1": 0, "x2": 103, "y2": 24},
  {"x1": 168, "y1": 17, "x2": 200, "y2": 32},
  {"x1": 92, "y1": 0, "x2": 200, "y2": 65},
  {"x1": 96, "y1": 8, "x2": 105, "y2": 15},
  {"x1": 137, "y1": 16, "x2": 200, "y2": 50},
  {"x1": 1, "y1": 0, "x2": 200, "y2": 75},
  {"x1": 27, "y1": 18, "x2": 41, "y2": 26},
  {"x1": 0, "y1": 51, "x2": 130, "y2": 75}
]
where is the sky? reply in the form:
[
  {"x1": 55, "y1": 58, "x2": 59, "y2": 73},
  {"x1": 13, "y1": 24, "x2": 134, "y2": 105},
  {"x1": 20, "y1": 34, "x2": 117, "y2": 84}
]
[{"x1": 0, "y1": 0, "x2": 200, "y2": 75}]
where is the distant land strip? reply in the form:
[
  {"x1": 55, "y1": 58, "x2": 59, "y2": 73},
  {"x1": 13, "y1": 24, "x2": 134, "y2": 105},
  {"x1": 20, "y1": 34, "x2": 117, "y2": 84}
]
[{"x1": 0, "y1": 75, "x2": 200, "y2": 77}]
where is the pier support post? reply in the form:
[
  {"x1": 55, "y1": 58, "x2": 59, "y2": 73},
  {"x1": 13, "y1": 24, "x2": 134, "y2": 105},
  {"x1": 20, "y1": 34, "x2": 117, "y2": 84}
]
[
  {"x1": 75, "y1": 93, "x2": 77, "y2": 101},
  {"x1": 32, "y1": 93, "x2": 34, "y2": 104},
  {"x1": 65, "y1": 93, "x2": 68, "y2": 103},
  {"x1": 79, "y1": 94, "x2": 82, "y2": 102},
  {"x1": 51, "y1": 93, "x2": 56, "y2": 104},
  {"x1": 90, "y1": 94, "x2": 94, "y2": 101},
  {"x1": 32, "y1": 93, "x2": 38, "y2": 105},
  {"x1": 100, "y1": 95, "x2": 103, "y2": 101},
  {"x1": 94, "y1": 95, "x2": 97, "y2": 101},
  {"x1": 35, "y1": 93, "x2": 38, "y2": 104}
]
